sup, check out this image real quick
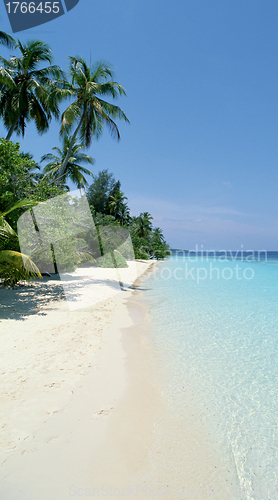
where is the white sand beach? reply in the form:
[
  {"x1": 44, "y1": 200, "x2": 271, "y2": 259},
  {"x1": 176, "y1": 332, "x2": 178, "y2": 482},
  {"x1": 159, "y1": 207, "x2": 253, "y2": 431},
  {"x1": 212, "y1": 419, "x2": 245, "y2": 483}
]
[
  {"x1": 0, "y1": 260, "x2": 162, "y2": 499},
  {"x1": 0, "y1": 259, "x2": 239, "y2": 500}
]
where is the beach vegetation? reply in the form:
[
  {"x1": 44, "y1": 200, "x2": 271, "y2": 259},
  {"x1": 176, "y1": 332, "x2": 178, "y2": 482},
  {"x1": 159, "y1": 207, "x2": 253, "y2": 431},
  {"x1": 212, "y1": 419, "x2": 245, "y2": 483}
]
[
  {"x1": 18, "y1": 193, "x2": 96, "y2": 274},
  {"x1": 0, "y1": 30, "x2": 15, "y2": 49},
  {"x1": 41, "y1": 135, "x2": 95, "y2": 189},
  {"x1": 0, "y1": 33, "x2": 169, "y2": 281},
  {"x1": 0, "y1": 39, "x2": 64, "y2": 141},
  {"x1": 96, "y1": 251, "x2": 128, "y2": 269},
  {"x1": 87, "y1": 170, "x2": 170, "y2": 260},
  {"x1": 87, "y1": 169, "x2": 117, "y2": 214},
  {"x1": 57, "y1": 57, "x2": 129, "y2": 182},
  {"x1": 0, "y1": 199, "x2": 42, "y2": 286},
  {"x1": 0, "y1": 139, "x2": 63, "y2": 224}
]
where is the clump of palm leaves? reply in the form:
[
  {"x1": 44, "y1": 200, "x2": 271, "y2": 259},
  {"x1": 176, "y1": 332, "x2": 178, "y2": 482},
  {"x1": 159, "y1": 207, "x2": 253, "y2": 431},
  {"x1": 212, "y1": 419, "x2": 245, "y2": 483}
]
[
  {"x1": 0, "y1": 39, "x2": 64, "y2": 141},
  {"x1": 0, "y1": 200, "x2": 42, "y2": 287},
  {"x1": 57, "y1": 57, "x2": 129, "y2": 180},
  {"x1": 41, "y1": 135, "x2": 94, "y2": 189}
]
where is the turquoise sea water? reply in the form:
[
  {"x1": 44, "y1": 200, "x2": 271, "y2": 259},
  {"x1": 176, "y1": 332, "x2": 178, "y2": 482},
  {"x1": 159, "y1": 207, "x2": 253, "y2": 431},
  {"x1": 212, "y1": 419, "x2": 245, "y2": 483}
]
[{"x1": 143, "y1": 253, "x2": 278, "y2": 500}]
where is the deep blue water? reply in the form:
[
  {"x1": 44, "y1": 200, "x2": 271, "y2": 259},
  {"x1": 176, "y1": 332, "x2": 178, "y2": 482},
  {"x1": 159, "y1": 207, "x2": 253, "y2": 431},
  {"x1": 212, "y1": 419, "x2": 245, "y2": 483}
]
[{"x1": 143, "y1": 253, "x2": 278, "y2": 499}]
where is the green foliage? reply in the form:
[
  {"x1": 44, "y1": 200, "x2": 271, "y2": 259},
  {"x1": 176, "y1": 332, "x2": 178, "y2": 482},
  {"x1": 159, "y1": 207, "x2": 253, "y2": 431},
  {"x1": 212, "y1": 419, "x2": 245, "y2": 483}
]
[
  {"x1": 129, "y1": 216, "x2": 170, "y2": 260},
  {"x1": 0, "y1": 250, "x2": 42, "y2": 287},
  {"x1": 96, "y1": 251, "x2": 128, "y2": 268},
  {"x1": 0, "y1": 200, "x2": 42, "y2": 286},
  {"x1": 130, "y1": 234, "x2": 150, "y2": 260},
  {"x1": 41, "y1": 135, "x2": 95, "y2": 189},
  {"x1": 107, "y1": 189, "x2": 129, "y2": 223},
  {"x1": 0, "y1": 37, "x2": 170, "y2": 275},
  {"x1": 0, "y1": 39, "x2": 64, "y2": 140},
  {"x1": 93, "y1": 211, "x2": 121, "y2": 227},
  {"x1": 129, "y1": 213, "x2": 153, "y2": 259},
  {"x1": 87, "y1": 170, "x2": 118, "y2": 214},
  {"x1": 58, "y1": 57, "x2": 129, "y2": 180},
  {"x1": 86, "y1": 172, "x2": 170, "y2": 260},
  {"x1": 0, "y1": 139, "x2": 64, "y2": 228},
  {"x1": 61, "y1": 58, "x2": 129, "y2": 146},
  {"x1": 132, "y1": 212, "x2": 153, "y2": 238},
  {"x1": 18, "y1": 194, "x2": 96, "y2": 274},
  {"x1": 149, "y1": 228, "x2": 171, "y2": 259},
  {"x1": 0, "y1": 30, "x2": 16, "y2": 49}
]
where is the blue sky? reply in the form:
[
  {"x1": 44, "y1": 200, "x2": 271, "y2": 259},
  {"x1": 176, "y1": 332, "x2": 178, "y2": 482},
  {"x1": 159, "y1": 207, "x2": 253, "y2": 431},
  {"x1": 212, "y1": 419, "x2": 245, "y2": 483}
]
[{"x1": 1, "y1": 0, "x2": 278, "y2": 250}]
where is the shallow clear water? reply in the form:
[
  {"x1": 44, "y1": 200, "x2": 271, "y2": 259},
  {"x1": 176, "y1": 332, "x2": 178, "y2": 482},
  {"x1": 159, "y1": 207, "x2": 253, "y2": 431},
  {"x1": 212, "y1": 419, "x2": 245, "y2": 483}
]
[{"x1": 143, "y1": 253, "x2": 278, "y2": 500}]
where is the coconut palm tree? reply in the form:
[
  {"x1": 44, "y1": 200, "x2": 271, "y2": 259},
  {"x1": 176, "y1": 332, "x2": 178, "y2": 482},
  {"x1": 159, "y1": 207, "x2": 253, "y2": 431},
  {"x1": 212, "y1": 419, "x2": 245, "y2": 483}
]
[
  {"x1": 107, "y1": 190, "x2": 127, "y2": 218},
  {"x1": 41, "y1": 135, "x2": 95, "y2": 190},
  {"x1": 0, "y1": 39, "x2": 64, "y2": 140},
  {"x1": 20, "y1": 151, "x2": 42, "y2": 184},
  {"x1": 0, "y1": 30, "x2": 15, "y2": 49},
  {"x1": 117, "y1": 203, "x2": 131, "y2": 226},
  {"x1": 57, "y1": 57, "x2": 129, "y2": 181},
  {"x1": 0, "y1": 199, "x2": 42, "y2": 286},
  {"x1": 134, "y1": 212, "x2": 153, "y2": 238},
  {"x1": 152, "y1": 227, "x2": 164, "y2": 240}
]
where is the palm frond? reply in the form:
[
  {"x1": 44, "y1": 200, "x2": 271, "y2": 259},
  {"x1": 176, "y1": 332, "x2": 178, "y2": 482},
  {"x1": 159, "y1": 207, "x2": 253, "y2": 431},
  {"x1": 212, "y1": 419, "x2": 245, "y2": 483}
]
[
  {"x1": 0, "y1": 217, "x2": 17, "y2": 241},
  {"x1": 0, "y1": 250, "x2": 42, "y2": 286},
  {"x1": 0, "y1": 67, "x2": 16, "y2": 88},
  {"x1": 0, "y1": 31, "x2": 16, "y2": 49},
  {"x1": 2, "y1": 198, "x2": 37, "y2": 217}
]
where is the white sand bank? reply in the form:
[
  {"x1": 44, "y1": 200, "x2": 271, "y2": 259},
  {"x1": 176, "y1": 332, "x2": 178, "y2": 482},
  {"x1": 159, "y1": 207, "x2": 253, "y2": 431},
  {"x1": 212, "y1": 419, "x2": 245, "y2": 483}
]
[{"x1": 0, "y1": 260, "x2": 159, "y2": 499}]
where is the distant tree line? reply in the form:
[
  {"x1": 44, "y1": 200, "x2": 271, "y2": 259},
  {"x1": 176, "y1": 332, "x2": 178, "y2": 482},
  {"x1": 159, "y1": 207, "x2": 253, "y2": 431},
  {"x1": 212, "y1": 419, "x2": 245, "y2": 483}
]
[{"x1": 87, "y1": 169, "x2": 170, "y2": 260}]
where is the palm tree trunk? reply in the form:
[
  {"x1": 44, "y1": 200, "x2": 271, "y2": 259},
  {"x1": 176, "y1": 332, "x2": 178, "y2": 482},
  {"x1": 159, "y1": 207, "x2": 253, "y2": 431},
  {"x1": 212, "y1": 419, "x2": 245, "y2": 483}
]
[
  {"x1": 6, "y1": 120, "x2": 17, "y2": 141},
  {"x1": 56, "y1": 109, "x2": 86, "y2": 185}
]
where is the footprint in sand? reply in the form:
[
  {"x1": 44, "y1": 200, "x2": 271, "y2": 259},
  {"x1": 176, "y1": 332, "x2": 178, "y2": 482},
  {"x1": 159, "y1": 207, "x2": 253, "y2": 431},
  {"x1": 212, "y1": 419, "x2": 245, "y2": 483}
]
[
  {"x1": 93, "y1": 407, "x2": 114, "y2": 418},
  {"x1": 46, "y1": 435, "x2": 60, "y2": 443},
  {"x1": 22, "y1": 448, "x2": 35, "y2": 455}
]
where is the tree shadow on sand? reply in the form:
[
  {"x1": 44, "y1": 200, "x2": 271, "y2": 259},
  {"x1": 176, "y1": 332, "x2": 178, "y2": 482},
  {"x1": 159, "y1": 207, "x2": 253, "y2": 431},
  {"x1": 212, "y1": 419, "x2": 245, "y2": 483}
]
[
  {"x1": 0, "y1": 272, "x2": 152, "y2": 321},
  {"x1": 0, "y1": 276, "x2": 66, "y2": 321}
]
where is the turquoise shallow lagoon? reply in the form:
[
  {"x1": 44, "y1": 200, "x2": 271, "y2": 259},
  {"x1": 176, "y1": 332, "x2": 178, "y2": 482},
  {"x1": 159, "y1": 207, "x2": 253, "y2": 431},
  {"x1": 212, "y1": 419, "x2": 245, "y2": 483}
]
[{"x1": 143, "y1": 253, "x2": 278, "y2": 500}]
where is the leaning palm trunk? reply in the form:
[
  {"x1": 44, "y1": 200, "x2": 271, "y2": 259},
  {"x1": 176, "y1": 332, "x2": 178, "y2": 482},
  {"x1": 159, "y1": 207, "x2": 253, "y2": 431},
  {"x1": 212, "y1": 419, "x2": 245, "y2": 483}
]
[
  {"x1": 57, "y1": 58, "x2": 129, "y2": 185},
  {"x1": 6, "y1": 119, "x2": 17, "y2": 141},
  {"x1": 56, "y1": 109, "x2": 86, "y2": 184}
]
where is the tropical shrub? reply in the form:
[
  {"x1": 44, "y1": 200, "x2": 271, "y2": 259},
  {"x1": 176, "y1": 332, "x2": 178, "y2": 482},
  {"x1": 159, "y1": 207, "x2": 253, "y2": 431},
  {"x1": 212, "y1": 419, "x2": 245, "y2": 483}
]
[
  {"x1": 0, "y1": 139, "x2": 64, "y2": 226},
  {"x1": 0, "y1": 200, "x2": 42, "y2": 286},
  {"x1": 96, "y1": 251, "x2": 128, "y2": 269}
]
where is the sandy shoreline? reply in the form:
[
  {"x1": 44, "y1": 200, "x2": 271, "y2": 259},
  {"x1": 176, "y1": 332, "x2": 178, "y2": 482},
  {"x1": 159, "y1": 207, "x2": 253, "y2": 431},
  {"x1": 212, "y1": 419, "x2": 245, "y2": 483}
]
[
  {"x1": 0, "y1": 258, "x2": 239, "y2": 499},
  {"x1": 0, "y1": 259, "x2": 162, "y2": 499}
]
